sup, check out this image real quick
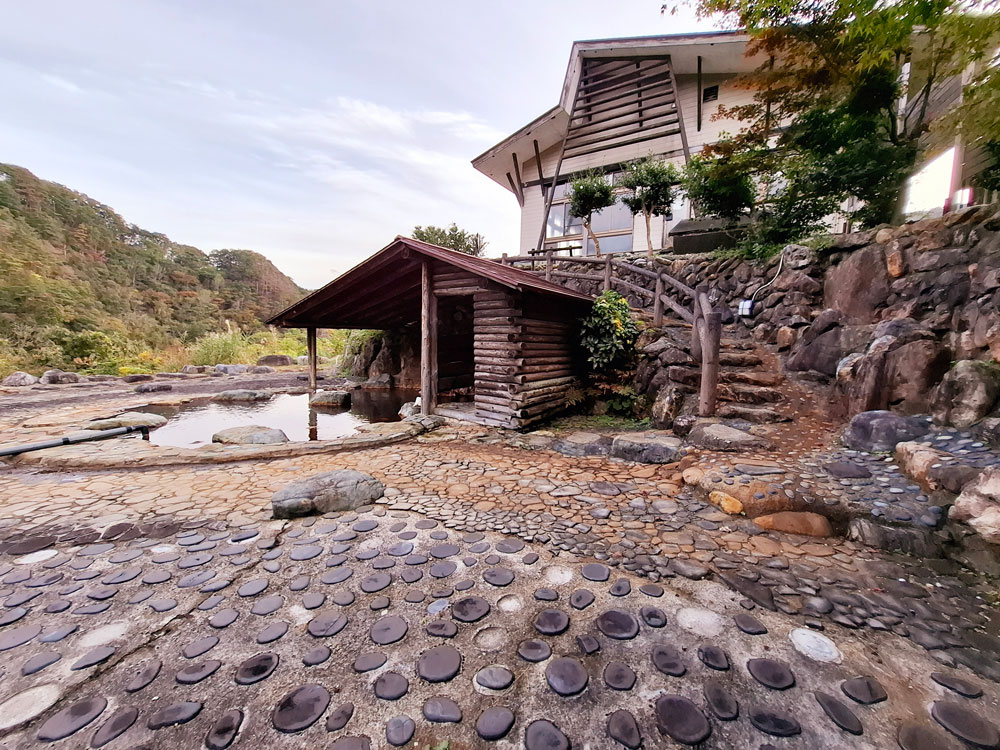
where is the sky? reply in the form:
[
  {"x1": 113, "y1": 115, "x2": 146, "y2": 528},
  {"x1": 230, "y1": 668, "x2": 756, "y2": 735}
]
[{"x1": 0, "y1": 1, "x2": 711, "y2": 288}]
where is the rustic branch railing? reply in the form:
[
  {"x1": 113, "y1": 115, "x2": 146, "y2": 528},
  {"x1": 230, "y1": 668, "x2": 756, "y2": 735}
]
[{"x1": 497, "y1": 252, "x2": 722, "y2": 416}]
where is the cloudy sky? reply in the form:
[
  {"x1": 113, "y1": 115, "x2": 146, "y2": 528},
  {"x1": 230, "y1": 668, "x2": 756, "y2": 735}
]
[{"x1": 0, "y1": 1, "x2": 710, "y2": 287}]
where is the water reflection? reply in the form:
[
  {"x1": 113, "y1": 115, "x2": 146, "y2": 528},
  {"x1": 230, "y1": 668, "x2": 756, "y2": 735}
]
[{"x1": 145, "y1": 389, "x2": 417, "y2": 448}]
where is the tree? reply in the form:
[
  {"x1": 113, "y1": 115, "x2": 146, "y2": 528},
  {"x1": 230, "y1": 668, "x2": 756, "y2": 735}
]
[
  {"x1": 620, "y1": 157, "x2": 682, "y2": 255},
  {"x1": 680, "y1": 141, "x2": 757, "y2": 222},
  {"x1": 411, "y1": 223, "x2": 488, "y2": 256},
  {"x1": 568, "y1": 171, "x2": 617, "y2": 256},
  {"x1": 689, "y1": 0, "x2": 1000, "y2": 227}
]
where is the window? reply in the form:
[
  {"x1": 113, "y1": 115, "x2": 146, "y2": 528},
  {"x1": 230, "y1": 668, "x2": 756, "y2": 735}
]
[
  {"x1": 702, "y1": 85, "x2": 719, "y2": 103},
  {"x1": 544, "y1": 171, "x2": 633, "y2": 255},
  {"x1": 586, "y1": 233, "x2": 633, "y2": 255}
]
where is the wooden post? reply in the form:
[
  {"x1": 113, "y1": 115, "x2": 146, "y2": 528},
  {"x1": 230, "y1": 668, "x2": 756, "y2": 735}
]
[
  {"x1": 306, "y1": 327, "x2": 317, "y2": 391},
  {"x1": 603, "y1": 256, "x2": 612, "y2": 292},
  {"x1": 653, "y1": 275, "x2": 664, "y2": 327},
  {"x1": 690, "y1": 285, "x2": 707, "y2": 361},
  {"x1": 545, "y1": 251, "x2": 553, "y2": 282},
  {"x1": 699, "y1": 310, "x2": 722, "y2": 417},
  {"x1": 501, "y1": 253, "x2": 508, "y2": 266},
  {"x1": 420, "y1": 261, "x2": 438, "y2": 415}
]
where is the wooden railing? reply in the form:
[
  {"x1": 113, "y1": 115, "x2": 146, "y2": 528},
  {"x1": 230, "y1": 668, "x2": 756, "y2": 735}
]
[{"x1": 497, "y1": 252, "x2": 722, "y2": 416}]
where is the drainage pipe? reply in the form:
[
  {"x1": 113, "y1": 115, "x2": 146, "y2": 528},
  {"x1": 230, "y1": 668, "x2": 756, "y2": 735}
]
[{"x1": 0, "y1": 425, "x2": 150, "y2": 458}]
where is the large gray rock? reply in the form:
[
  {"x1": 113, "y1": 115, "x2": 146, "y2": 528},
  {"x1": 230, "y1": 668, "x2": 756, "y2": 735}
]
[
  {"x1": 212, "y1": 425, "x2": 289, "y2": 445},
  {"x1": 398, "y1": 401, "x2": 419, "y2": 419},
  {"x1": 932, "y1": 360, "x2": 1000, "y2": 428},
  {"x1": 249, "y1": 365, "x2": 275, "y2": 374},
  {"x1": 2, "y1": 371, "x2": 38, "y2": 386},
  {"x1": 551, "y1": 431, "x2": 612, "y2": 457},
  {"x1": 257, "y1": 354, "x2": 294, "y2": 367},
  {"x1": 181, "y1": 364, "x2": 207, "y2": 374},
  {"x1": 212, "y1": 389, "x2": 272, "y2": 403},
  {"x1": 823, "y1": 245, "x2": 890, "y2": 322},
  {"x1": 134, "y1": 382, "x2": 172, "y2": 393},
  {"x1": 951, "y1": 467, "x2": 1000, "y2": 545},
  {"x1": 214, "y1": 364, "x2": 249, "y2": 375},
  {"x1": 650, "y1": 385, "x2": 683, "y2": 429},
  {"x1": 86, "y1": 412, "x2": 168, "y2": 430},
  {"x1": 686, "y1": 422, "x2": 774, "y2": 452},
  {"x1": 310, "y1": 390, "x2": 351, "y2": 408},
  {"x1": 271, "y1": 469, "x2": 385, "y2": 518},
  {"x1": 841, "y1": 410, "x2": 930, "y2": 452},
  {"x1": 40, "y1": 369, "x2": 83, "y2": 384},
  {"x1": 610, "y1": 432, "x2": 681, "y2": 463}
]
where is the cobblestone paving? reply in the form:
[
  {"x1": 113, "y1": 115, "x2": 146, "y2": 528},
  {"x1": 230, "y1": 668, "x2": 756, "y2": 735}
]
[{"x1": 1, "y1": 506, "x2": 999, "y2": 749}]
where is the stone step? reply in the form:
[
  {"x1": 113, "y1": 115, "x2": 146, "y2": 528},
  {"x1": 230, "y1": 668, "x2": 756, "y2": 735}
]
[
  {"x1": 716, "y1": 404, "x2": 791, "y2": 424},
  {"x1": 666, "y1": 366, "x2": 783, "y2": 388},
  {"x1": 718, "y1": 351, "x2": 763, "y2": 367},
  {"x1": 717, "y1": 383, "x2": 785, "y2": 405}
]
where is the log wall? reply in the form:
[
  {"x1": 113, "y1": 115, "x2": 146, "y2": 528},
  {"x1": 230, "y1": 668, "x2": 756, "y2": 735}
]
[{"x1": 472, "y1": 285, "x2": 582, "y2": 429}]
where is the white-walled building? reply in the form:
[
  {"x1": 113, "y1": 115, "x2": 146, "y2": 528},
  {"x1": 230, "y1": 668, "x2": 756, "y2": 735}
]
[{"x1": 472, "y1": 31, "x2": 766, "y2": 256}]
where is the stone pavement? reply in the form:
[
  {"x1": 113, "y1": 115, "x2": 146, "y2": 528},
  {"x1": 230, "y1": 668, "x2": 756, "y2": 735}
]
[
  {"x1": 1, "y1": 506, "x2": 999, "y2": 749},
  {"x1": 1, "y1": 385, "x2": 1000, "y2": 748}
]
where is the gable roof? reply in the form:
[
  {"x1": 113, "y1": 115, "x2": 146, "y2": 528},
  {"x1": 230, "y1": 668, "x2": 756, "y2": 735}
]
[{"x1": 266, "y1": 236, "x2": 593, "y2": 329}]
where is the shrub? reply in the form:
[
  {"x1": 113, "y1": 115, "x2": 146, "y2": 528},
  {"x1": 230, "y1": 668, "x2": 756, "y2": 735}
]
[{"x1": 580, "y1": 291, "x2": 639, "y2": 371}]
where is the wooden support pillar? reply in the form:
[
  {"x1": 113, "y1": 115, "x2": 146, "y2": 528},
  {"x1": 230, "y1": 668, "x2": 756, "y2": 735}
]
[
  {"x1": 603, "y1": 256, "x2": 612, "y2": 292},
  {"x1": 699, "y1": 310, "x2": 722, "y2": 417},
  {"x1": 306, "y1": 327, "x2": 317, "y2": 390},
  {"x1": 420, "y1": 261, "x2": 438, "y2": 415},
  {"x1": 653, "y1": 275, "x2": 664, "y2": 327},
  {"x1": 545, "y1": 251, "x2": 553, "y2": 282}
]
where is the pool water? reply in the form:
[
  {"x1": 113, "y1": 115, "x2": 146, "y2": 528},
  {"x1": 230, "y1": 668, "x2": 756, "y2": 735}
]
[{"x1": 145, "y1": 390, "x2": 417, "y2": 447}]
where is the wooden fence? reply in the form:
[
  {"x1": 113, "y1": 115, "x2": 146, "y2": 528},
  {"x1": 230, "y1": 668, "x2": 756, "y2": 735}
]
[{"x1": 498, "y1": 252, "x2": 722, "y2": 416}]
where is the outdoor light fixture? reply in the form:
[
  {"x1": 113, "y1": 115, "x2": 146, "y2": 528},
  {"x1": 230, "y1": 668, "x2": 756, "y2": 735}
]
[{"x1": 738, "y1": 249, "x2": 786, "y2": 320}]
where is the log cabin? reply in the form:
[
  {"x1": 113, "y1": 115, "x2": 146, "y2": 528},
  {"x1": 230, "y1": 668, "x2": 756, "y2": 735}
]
[{"x1": 266, "y1": 236, "x2": 595, "y2": 430}]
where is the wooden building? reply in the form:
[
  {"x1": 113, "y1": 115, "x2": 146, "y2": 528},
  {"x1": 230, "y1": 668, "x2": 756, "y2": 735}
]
[{"x1": 266, "y1": 237, "x2": 594, "y2": 429}]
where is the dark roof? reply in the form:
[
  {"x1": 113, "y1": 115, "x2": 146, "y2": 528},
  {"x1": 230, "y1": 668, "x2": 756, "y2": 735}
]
[{"x1": 266, "y1": 236, "x2": 594, "y2": 329}]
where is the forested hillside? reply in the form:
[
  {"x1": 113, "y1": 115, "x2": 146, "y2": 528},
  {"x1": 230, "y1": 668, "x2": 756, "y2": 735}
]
[{"x1": 0, "y1": 164, "x2": 303, "y2": 373}]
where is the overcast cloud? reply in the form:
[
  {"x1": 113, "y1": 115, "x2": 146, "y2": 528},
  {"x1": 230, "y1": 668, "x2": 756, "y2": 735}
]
[{"x1": 0, "y1": 1, "x2": 707, "y2": 286}]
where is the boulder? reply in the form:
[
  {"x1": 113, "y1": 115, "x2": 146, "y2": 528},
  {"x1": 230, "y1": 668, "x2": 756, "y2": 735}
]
[
  {"x1": 551, "y1": 431, "x2": 612, "y2": 457},
  {"x1": 214, "y1": 364, "x2": 249, "y2": 375},
  {"x1": 212, "y1": 425, "x2": 289, "y2": 445},
  {"x1": 710, "y1": 490, "x2": 744, "y2": 514},
  {"x1": 181, "y1": 365, "x2": 207, "y2": 374},
  {"x1": 896, "y1": 441, "x2": 982, "y2": 494},
  {"x1": 40, "y1": 369, "x2": 83, "y2": 384},
  {"x1": 932, "y1": 360, "x2": 1000, "y2": 428},
  {"x1": 398, "y1": 401, "x2": 419, "y2": 419},
  {"x1": 296, "y1": 355, "x2": 309, "y2": 366},
  {"x1": 786, "y1": 325, "x2": 873, "y2": 377},
  {"x1": 249, "y1": 366, "x2": 275, "y2": 374},
  {"x1": 212, "y1": 389, "x2": 271, "y2": 403},
  {"x1": 610, "y1": 432, "x2": 682, "y2": 464},
  {"x1": 686, "y1": 421, "x2": 774, "y2": 452},
  {"x1": 650, "y1": 385, "x2": 683, "y2": 429},
  {"x1": 824, "y1": 245, "x2": 890, "y2": 322},
  {"x1": 951, "y1": 467, "x2": 1000, "y2": 545},
  {"x1": 271, "y1": 469, "x2": 385, "y2": 518},
  {"x1": 134, "y1": 382, "x2": 172, "y2": 393},
  {"x1": 2, "y1": 371, "x2": 38, "y2": 386},
  {"x1": 753, "y1": 511, "x2": 833, "y2": 537},
  {"x1": 310, "y1": 390, "x2": 351, "y2": 408},
  {"x1": 122, "y1": 374, "x2": 153, "y2": 383},
  {"x1": 257, "y1": 354, "x2": 294, "y2": 367},
  {"x1": 85, "y1": 412, "x2": 168, "y2": 430},
  {"x1": 841, "y1": 410, "x2": 930, "y2": 452}
]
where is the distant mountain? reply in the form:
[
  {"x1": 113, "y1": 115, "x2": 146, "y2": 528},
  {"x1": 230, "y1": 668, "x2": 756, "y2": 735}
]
[{"x1": 0, "y1": 163, "x2": 303, "y2": 371}]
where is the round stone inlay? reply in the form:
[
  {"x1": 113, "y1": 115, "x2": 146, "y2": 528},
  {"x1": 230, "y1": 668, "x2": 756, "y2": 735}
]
[
  {"x1": 418, "y1": 645, "x2": 461, "y2": 682},
  {"x1": 596, "y1": 609, "x2": 639, "y2": 640},
  {"x1": 370, "y1": 615, "x2": 408, "y2": 645},
  {"x1": 604, "y1": 661, "x2": 637, "y2": 691},
  {"x1": 930, "y1": 700, "x2": 1000, "y2": 748},
  {"x1": 525, "y1": 719, "x2": 570, "y2": 750},
  {"x1": 655, "y1": 695, "x2": 711, "y2": 744},
  {"x1": 477, "y1": 707, "x2": 515, "y2": 741},
  {"x1": 476, "y1": 665, "x2": 514, "y2": 690},
  {"x1": 747, "y1": 658, "x2": 795, "y2": 690},
  {"x1": 272, "y1": 684, "x2": 330, "y2": 733},
  {"x1": 545, "y1": 657, "x2": 588, "y2": 696},
  {"x1": 35, "y1": 696, "x2": 107, "y2": 742}
]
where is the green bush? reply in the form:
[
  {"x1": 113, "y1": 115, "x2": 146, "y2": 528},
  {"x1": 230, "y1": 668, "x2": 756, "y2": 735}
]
[{"x1": 580, "y1": 291, "x2": 639, "y2": 371}]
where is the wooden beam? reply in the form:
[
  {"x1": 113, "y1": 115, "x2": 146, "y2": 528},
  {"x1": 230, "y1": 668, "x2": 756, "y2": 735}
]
[
  {"x1": 512, "y1": 152, "x2": 525, "y2": 206},
  {"x1": 532, "y1": 139, "x2": 545, "y2": 194},
  {"x1": 666, "y1": 57, "x2": 691, "y2": 163},
  {"x1": 306, "y1": 327, "x2": 317, "y2": 391},
  {"x1": 563, "y1": 127, "x2": 682, "y2": 159},
  {"x1": 506, "y1": 172, "x2": 524, "y2": 208},
  {"x1": 420, "y1": 261, "x2": 438, "y2": 415},
  {"x1": 696, "y1": 55, "x2": 703, "y2": 132}
]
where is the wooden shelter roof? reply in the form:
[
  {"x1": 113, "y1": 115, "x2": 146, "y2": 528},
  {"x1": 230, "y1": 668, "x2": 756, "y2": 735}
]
[{"x1": 266, "y1": 236, "x2": 594, "y2": 330}]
